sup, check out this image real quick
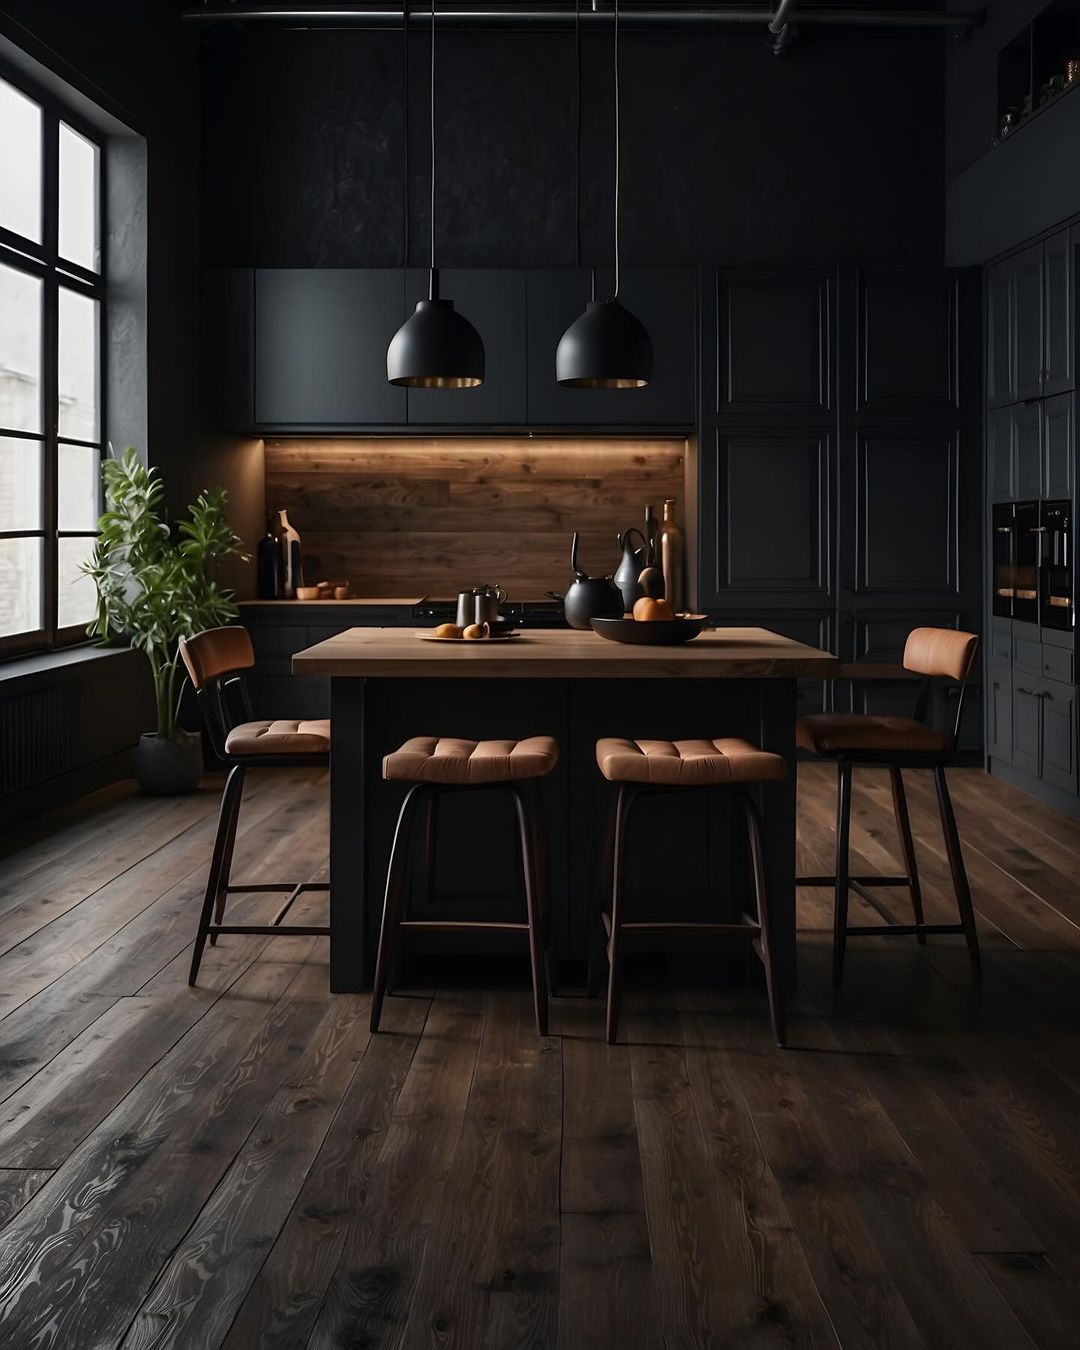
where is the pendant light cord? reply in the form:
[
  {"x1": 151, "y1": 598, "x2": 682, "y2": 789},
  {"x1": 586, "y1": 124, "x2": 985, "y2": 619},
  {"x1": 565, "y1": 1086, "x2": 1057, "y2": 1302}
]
[
  {"x1": 574, "y1": 0, "x2": 581, "y2": 271},
  {"x1": 402, "y1": 1, "x2": 409, "y2": 268},
  {"x1": 613, "y1": 0, "x2": 620, "y2": 300},
  {"x1": 429, "y1": 0, "x2": 436, "y2": 295}
]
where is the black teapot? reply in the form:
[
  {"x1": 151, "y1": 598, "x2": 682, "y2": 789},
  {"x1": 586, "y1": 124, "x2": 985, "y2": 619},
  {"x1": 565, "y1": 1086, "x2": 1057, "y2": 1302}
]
[{"x1": 564, "y1": 532, "x2": 623, "y2": 630}]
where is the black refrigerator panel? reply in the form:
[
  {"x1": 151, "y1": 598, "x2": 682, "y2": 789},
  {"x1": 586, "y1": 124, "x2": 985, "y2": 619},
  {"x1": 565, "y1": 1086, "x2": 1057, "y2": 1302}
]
[
  {"x1": 1013, "y1": 500, "x2": 1040, "y2": 625},
  {"x1": 992, "y1": 502, "x2": 1015, "y2": 619},
  {"x1": 1039, "y1": 500, "x2": 1073, "y2": 632}
]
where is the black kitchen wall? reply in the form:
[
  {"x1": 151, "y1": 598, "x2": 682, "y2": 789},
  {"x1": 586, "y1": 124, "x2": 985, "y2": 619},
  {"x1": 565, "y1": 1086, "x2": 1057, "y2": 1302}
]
[{"x1": 202, "y1": 26, "x2": 946, "y2": 271}]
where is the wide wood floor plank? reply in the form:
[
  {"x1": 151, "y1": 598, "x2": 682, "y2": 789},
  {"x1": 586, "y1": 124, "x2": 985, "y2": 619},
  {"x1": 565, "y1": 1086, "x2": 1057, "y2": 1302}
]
[
  {"x1": 0, "y1": 1167, "x2": 52, "y2": 1225},
  {"x1": 0, "y1": 943, "x2": 329, "y2": 1348},
  {"x1": 219, "y1": 993, "x2": 429, "y2": 1350},
  {"x1": 304, "y1": 992, "x2": 484, "y2": 1349}
]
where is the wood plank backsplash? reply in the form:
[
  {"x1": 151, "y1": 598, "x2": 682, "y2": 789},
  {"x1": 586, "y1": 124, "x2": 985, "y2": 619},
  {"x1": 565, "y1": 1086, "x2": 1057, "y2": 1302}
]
[{"x1": 264, "y1": 438, "x2": 688, "y2": 598}]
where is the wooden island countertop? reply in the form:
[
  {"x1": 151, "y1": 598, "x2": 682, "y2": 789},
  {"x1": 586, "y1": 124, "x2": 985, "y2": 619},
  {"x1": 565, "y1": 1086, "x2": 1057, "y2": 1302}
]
[{"x1": 292, "y1": 625, "x2": 839, "y2": 679}]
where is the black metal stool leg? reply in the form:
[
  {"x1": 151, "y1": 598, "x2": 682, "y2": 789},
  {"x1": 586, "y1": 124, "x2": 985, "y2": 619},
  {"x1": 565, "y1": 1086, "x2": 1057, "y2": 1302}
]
[
  {"x1": 742, "y1": 790, "x2": 785, "y2": 1047},
  {"x1": 832, "y1": 761, "x2": 853, "y2": 987},
  {"x1": 370, "y1": 783, "x2": 425, "y2": 1033},
  {"x1": 513, "y1": 786, "x2": 549, "y2": 1036},
  {"x1": 890, "y1": 766, "x2": 925, "y2": 943},
  {"x1": 190, "y1": 764, "x2": 246, "y2": 985},
  {"x1": 606, "y1": 785, "x2": 636, "y2": 1045},
  {"x1": 209, "y1": 765, "x2": 246, "y2": 946},
  {"x1": 934, "y1": 765, "x2": 982, "y2": 983},
  {"x1": 527, "y1": 783, "x2": 556, "y2": 999},
  {"x1": 587, "y1": 798, "x2": 616, "y2": 999}
]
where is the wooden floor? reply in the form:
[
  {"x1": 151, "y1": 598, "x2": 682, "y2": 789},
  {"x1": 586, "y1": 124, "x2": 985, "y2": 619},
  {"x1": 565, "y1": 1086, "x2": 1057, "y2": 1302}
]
[{"x1": 0, "y1": 764, "x2": 1079, "y2": 1348}]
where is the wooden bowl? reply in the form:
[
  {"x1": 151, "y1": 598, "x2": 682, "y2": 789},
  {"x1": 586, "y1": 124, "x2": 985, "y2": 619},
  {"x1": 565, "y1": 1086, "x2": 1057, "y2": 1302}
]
[{"x1": 590, "y1": 617, "x2": 705, "y2": 645}]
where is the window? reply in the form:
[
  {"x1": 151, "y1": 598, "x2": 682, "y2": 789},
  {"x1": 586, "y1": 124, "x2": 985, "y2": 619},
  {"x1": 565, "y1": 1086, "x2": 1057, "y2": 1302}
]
[{"x1": 0, "y1": 68, "x2": 103, "y2": 655}]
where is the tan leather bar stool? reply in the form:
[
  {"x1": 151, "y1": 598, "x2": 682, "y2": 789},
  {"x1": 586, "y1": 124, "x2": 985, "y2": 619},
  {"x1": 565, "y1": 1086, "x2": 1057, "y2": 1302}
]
[
  {"x1": 590, "y1": 737, "x2": 788, "y2": 1047},
  {"x1": 370, "y1": 735, "x2": 559, "y2": 1036},
  {"x1": 796, "y1": 626, "x2": 981, "y2": 986},
  {"x1": 179, "y1": 626, "x2": 330, "y2": 985}
]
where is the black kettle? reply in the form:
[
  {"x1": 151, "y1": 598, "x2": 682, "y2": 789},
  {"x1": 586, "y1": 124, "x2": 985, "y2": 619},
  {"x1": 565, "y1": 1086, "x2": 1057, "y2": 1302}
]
[{"x1": 564, "y1": 532, "x2": 623, "y2": 630}]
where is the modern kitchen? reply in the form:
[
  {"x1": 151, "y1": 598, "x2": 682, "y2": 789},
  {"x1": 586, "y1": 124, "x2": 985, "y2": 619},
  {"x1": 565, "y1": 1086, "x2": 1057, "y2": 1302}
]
[{"x1": 0, "y1": 2, "x2": 1078, "y2": 1346}]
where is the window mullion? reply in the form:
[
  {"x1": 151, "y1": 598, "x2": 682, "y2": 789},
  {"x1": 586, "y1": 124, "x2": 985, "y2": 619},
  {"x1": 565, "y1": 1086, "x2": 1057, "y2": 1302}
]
[{"x1": 42, "y1": 104, "x2": 60, "y2": 647}]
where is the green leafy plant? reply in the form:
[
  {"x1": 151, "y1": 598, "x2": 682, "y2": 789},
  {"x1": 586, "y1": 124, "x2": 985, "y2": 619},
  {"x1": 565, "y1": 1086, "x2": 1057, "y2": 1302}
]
[{"x1": 82, "y1": 448, "x2": 245, "y2": 738}]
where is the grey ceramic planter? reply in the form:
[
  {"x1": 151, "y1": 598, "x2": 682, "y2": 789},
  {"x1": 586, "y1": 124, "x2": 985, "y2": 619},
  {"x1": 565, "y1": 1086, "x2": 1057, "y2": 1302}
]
[{"x1": 134, "y1": 730, "x2": 204, "y2": 796}]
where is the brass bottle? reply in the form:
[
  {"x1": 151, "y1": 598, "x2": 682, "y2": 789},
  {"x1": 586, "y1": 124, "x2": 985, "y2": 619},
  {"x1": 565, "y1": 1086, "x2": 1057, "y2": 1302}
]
[{"x1": 658, "y1": 498, "x2": 685, "y2": 613}]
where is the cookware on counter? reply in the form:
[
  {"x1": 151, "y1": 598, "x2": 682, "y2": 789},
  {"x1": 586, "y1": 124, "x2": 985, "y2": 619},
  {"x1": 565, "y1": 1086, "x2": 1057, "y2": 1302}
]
[
  {"x1": 563, "y1": 532, "x2": 624, "y2": 630},
  {"x1": 590, "y1": 616, "x2": 706, "y2": 645},
  {"x1": 614, "y1": 527, "x2": 648, "y2": 610},
  {"x1": 456, "y1": 584, "x2": 513, "y2": 632}
]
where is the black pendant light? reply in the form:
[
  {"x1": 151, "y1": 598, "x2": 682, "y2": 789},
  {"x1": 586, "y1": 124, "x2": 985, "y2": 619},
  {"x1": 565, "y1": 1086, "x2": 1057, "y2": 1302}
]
[
  {"x1": 387, "y1": 0, "x2": 484, "y2": 388},
  {"x1": 556, "y1": 0, "x2": 652, "y2": 389}
]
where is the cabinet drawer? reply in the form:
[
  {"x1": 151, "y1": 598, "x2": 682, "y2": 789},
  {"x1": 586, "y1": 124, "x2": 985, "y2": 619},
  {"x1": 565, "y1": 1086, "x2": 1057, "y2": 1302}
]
[
  {"x1": 1013, "y1": 636, "x2": 1043, "y2": 675},
  {"x1": 245, "y1": 624, "x2": 309, "y2": 660},
  {"x1": 1042, "y1": 647, "x2": 1074, "y2": 684},
  {"x1": 988, "y1": 630, "x2": 1012, "y2": 666}
]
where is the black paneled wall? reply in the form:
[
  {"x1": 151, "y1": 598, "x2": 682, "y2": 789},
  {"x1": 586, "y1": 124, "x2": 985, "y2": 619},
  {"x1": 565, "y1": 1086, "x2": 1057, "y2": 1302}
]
[{"x1": 201, "y1": 27, "x2": 945, "y2": 270}]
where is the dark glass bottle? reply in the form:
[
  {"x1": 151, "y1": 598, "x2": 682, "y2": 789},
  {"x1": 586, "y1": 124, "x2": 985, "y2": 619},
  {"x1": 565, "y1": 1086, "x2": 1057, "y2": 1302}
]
[{"x1": 256, "y1": 517, "x2": 283, "y2": 598}]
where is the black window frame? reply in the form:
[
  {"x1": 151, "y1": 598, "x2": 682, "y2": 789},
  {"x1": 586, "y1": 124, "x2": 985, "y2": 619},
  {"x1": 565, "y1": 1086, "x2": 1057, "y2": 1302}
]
[{"x1": 0, "y1": 58, "x2": 106, "y2": 659}]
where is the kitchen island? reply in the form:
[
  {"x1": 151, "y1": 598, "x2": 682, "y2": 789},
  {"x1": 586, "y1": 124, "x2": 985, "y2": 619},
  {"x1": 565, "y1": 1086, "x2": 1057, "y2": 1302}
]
[{"x1": 292, "y1": 626, "x2": 838, "y2": 991}]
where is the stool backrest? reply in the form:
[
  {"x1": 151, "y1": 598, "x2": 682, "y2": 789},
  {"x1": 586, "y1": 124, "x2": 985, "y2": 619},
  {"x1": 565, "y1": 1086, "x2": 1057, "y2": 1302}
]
[
  {"x1": 902, "y1": 626, "x2": 980, "y2": 753},
  {"x1": 179, "y1": 625, "x2": 255, "y2": 758}
]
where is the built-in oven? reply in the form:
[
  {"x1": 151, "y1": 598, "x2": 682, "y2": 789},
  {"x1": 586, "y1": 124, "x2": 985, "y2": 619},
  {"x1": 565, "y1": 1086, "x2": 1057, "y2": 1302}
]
[
  {"x1": 1013, "y1": 500, "x2": 1040, "y2": 625},
  {"x1": 1039, "y1": 499, "x2": 1073, "y2": 631},
  {"x1": 992, "y1": 502, "x2": 1016, "y2": 619}
]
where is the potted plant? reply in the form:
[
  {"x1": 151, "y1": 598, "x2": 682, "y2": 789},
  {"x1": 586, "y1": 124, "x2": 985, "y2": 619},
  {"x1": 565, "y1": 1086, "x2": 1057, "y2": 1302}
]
[{"x1": 83, "y1": 448, "x2": 246, "y2": 795}]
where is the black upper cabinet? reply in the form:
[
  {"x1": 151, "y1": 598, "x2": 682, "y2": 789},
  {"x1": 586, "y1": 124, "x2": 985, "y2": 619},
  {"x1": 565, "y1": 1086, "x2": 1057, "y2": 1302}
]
[
  {"x1": 1014, "y1": 399, "x2": 1043, "y2": 499},
  {"x1": 1043, "y1": 391, "x2": 1073, "y2": 498},
  {"x1": 525, "y1": 269, "x2": 695, "y2": 426},
  {"x1": 254, "y1": 269, "x2": 407, "y2": 427},
  {"x1": 203, "y1": 268, "x2": 254, "y2": 432},
  {"x1": 1044, "y1": 229, "x2": 1074, "y2": 396},
  {"x1": 716, "y1": 271, "x2": 831, "y2": 420},
  {"x1": 987, "y1": 259, "x2": 1014, "y2": 407},
  {"x1": 699, "y1": 430, "x2": 833, "y2": 610},
  {"x1": 857, "y1": 269, "x2": 958, "y2": 417},
  {"x1": 1013, "y1": 243, "x2": 1045, "y2": 402},
  {"x1": 988, "y1": 232, "x2": 1074, "y2": 409},
  {"x1": 404, "y1": 269, "x2": 527, "y2": 425}
]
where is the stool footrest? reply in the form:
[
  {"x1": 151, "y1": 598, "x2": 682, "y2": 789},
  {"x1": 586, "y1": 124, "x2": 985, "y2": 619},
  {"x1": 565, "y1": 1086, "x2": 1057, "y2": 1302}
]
[
  {"x1": 225, "y1": 882, "x2": 331, "y2": 893},
  {"x1": 843, "y1": 923, "x2": 965, "y2": 938},
  {"x1": 797, "y1": 875, "x2": 910, "y2": 888},
  {"x1": 399, "y1": 919, "x2": 529, "y2": 933},
  {"x1": 208, "y1": 924, "x2": 331, "y2": 937}
]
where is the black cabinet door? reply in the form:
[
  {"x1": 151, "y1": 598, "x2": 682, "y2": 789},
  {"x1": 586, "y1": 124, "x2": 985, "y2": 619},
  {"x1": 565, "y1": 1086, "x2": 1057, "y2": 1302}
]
[
  {"x1": 715, "y1": 270, "x2": 831, "y2": 420},
  {"x1": 1041, "y1": 679, "x2": 1076, "y2": 793},
  {"x1": 699, "y1": 431, "x2": 833, "y2": 610},
  {"x1": 987, "y1": 665, "x2": 1012, "y2": 763},
  {"x1": 1013, "y1": 400, "x2": 1043, "y2": 500},
  {"x1": 987, "y1": 259, "x2": 1014, "y2": 407},
  {"x1": 1043, "y1": 391, "x2": 1073, "y2": 499},
  {"x1": 988, "y1": 406, "x2": 1015, "y2": 501},
  {"x1": 254, "y1": 269, "x2": 407, "y2": 427},
  {"x1": 404, "y1": 269, "x2": 527, "y2": 425},
  {"x1": 1013, "y1": 243, "x2": 1045, "y2": 402},
  {"x1": 1011, "y1": 684, "x2": 1041, "y2": 777},
  {"x1": 525, "y1": 268, "x2": 695, "y2": 426},
  {"x1": 1044, "y1": 229, "x2": 1073, "y2": 397},
  {"x1": 857, "y1": 269, "x2": 958, "y2": 417},
  {"x1": 851, "y1": 431, "x2": 958, "y2": 606}
]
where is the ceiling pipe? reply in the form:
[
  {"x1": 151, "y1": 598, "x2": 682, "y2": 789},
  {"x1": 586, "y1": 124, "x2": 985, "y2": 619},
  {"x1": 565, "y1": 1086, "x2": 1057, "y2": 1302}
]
[{"x1": 181, "y1": 4, "x2": 984, "y2": 34}]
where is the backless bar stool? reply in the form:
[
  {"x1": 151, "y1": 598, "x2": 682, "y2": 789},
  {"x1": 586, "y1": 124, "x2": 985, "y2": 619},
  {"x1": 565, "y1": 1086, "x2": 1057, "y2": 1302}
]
[
  {"x1": 370, "y1": 735, "x2": 559, "y2": 1036},
  {"x1": 590, "y1": 737, "x2": 788, "y2": 1046},
  {"x1": 179, "y1": 626, "x2": 330, "y2": 985},
  {"x1": 795, "y1": 626, "x2": 981, "y2": 986}
]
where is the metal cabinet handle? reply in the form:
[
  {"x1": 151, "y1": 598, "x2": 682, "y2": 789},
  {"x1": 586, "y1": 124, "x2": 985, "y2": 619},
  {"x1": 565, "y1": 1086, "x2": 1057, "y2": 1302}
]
[
  {"x1": 995, "y1": 527, "x2": 1012, "y2": 534},
  {"x1": 1016, "y1": 686, "x2": 1037, "y2": 697}
]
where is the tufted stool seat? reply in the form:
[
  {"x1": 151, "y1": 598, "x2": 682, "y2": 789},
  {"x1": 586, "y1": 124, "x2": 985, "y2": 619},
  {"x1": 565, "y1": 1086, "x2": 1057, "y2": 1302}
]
[
  {"x1": 796, "y1": 714, "x2": 945, "y2": 758},
  {"x1": 370, "y1": 733, "x2": 559, "y2": 1037},
  {"x1": 597, "y1": 737, "x2": 787, "y2": 787},
  {"x1": 225, "y1": 718, "x2": 331, "y2": 756},
  {"x1": 591, "y1": 733, "x2": 786, "y2": 1047},
  {"x1": 384, "y1": 735, "x2": 559, "y2": 785}
]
